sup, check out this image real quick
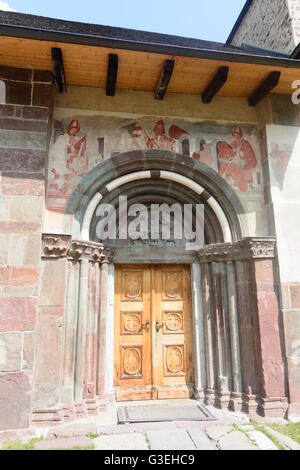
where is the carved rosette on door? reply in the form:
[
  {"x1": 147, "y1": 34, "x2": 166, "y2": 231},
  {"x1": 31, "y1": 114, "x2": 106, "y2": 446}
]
[{"x1": 114, "y1": 265, "x2": 194, "y2": 401}]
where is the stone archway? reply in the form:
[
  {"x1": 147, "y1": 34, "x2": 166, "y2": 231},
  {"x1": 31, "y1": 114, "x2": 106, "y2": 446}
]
[
  {"x1": 64, "y1": 150, "x2": 247, "y2": 242},
  {"x1": 33, "y1": 151, "x2": 288, "y2": 424}
]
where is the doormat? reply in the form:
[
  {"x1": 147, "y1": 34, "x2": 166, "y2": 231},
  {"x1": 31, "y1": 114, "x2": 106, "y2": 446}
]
[{"x1": 117, "y1": 404, "x2": 216, "y2": 423}]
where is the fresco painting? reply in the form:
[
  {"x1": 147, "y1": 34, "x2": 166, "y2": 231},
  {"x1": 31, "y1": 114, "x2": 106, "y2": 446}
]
[
  {"x1": 217, "y1": 126, "x2": 258, "y2": 192},
  {"x1": 269, "y1": 141, "x2": 292, "y2": 188},
  {"x1": 48, "y1": 114, "x2": 263, "y2": 213}
]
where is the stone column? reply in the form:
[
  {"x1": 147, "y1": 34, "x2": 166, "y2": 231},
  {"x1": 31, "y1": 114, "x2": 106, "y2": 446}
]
[
  {"x1": 74, "y1": 258, "x2": 89, "y2": 403},
  {"x1": 200, "y1": 262, "x2": 216, "y2": 406},
  {"x1": 97, "y1": 262, "x2": 108, "y2": 399},
  {"x1": 105, "y1": 263, "x2": 115, "y2": 402},
  {"x1": 226, "y1": 261, "x2": 243, "y2": 411},
  {"x1": 61, "y1": 259, "x2": 80, "y2": 407},
  {"x1": 191, "y1": 262, "x2": 206, "y2": 399}
]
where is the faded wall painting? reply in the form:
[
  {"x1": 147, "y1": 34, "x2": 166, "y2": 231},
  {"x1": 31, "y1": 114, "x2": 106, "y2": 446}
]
[{"x1": 48, "y1": 112, "x2": 264, "y2": 221}]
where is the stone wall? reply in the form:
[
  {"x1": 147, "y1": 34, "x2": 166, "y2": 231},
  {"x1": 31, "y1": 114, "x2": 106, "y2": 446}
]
[
  {"x1": 230, "y1": 0, "x2": 298, "y2": 55},
  {"x1": 0, "y1": 66, "x2": 53, "y2": 430},
  {"x1": 265, "y1": 124, "x2": 300, "y2": 405}
]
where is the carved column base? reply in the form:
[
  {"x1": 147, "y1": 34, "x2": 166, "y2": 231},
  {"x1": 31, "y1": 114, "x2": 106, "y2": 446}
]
[
  {"x1": 203, "y1": 389, "x2": 217, "y2": 406},
  {"x1": 260, "y1": 397, "x2": 288, "y2": 419},
  {"x1": 86, "y1": 399, "x2": 98, "y2": 416},
  {"x1": 229, "y1": 393, "x2": 244, "y2": 413},
  {"x1": 215, "y1": 391, "x2": 232, "y2": 410},
  {"x1": 193, "y1": 387, "x2": 205, "y2": 401},
  {"x1": 32, "y1": 408, "x2": 64, "y2": 427}
]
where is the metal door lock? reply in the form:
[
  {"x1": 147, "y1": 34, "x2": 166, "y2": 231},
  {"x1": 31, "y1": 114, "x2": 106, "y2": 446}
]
[
  {"x1": 142, "y1": 320, "x2": 150, "y2": 332},
  {"x1": 156, "y1": 320, "x2": 166, "y2": 332}
]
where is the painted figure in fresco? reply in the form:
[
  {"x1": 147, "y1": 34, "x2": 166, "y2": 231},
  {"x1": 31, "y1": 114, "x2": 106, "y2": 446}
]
[
  {"x1": 48, "y1": 119, "x2": 89, "y2": 210},
  {"x1": 128, "y1": 119, "x2": 188, "y2": 152},
  {"x1": 217, "y1": 126, "x2": 257, "y2": 192},
  {"x1": 66, "y1": 119, "x2": 88, "y2": 176}
]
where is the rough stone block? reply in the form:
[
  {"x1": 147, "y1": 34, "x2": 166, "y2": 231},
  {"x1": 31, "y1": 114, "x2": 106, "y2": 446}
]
[
  {"x1": 287, "y1": 357, "x2": 300, "y2": 402},
  {"x1": 22, "y1": 332, "x2": 35, "y2": 370},
  {"x1": 0, "y1": 148, "x2": 46, "y2": 172},
  {"x1": 0, "y1": 267, "x2": 39, "y2": 287},
  {"x1": 0, "y1": 196, "x2": 5, "y2": 221},
  {"x1": 22, "y1": 234, "x2": 42, "y2": 266},
  {"x1": 1, "y1": 285, "x2": 39, "y2": 298},
  {"x1": 33, "y1": 311, "x2": 64, "y2": 408},
  {"x1": 39, "y1": 258, "x2": 67, "y2": 307},
  {"x1": 0, "y1": 297, "x2": 37, "y2": 332},
  {"x1": 0, "y1": 221, "x2": 41, "y2": 233},
  {"x1": 0, "y1": 372, "x2": 31, "y2": 430},
  {"x1": 0, "y1": 118, "x2": 48, "y2": 133},
  {"x1": 0, "y1": 333, "x2": 22, "y2": 372},
  {"x1": 0, "y1": 65, "x2": 32, "y2": 82},
  {"x1": 0, "y1": 105, "x2": 15, "y2": 118},
  {"x1": 32, "y1": 83, "x2": 52, "y2": 108},
  {"x1": 7, "y1": 196, "x2": 43, "y2": 224},
  {"x1": 33, "y1": 70, "x2": 52, "y2": 84},
  {"x1": 283, "y1": 309, "x2": 300, "y2": 357},
  {"x1": 22, "y1": 106, "x2": 49, "y2": 121},
  {"x1": 290, "y1": 285, "x2": 300, "y2": 309},
  {"x1": 5, "y1": 81, "x2": 32, "y2": 105},
  {"x1": 2, "y1": 173, "x2": 45, "y2": 196},
  {"x1": 0, "y1": 129, "x2": 47, "y2": 150}
]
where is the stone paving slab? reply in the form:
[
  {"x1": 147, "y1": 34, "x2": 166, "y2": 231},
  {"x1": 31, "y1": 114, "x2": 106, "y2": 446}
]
[
  {"x1": 187, "y1": 429, "x2": 217, "y2": 450},
  {"x1": 34, "y1": 437, "x2": 93, "y2": 450},
  {"x1": 94, "y1": 433, "x2": 149, "y2": 450},
  {"x1": 97, "y1": 421, "x2": 178, "y2": 435},
  {"x1": 264, "y1": 426, "x2": 300, "y2": 451},
  {"x1": 248, "y1": 430, "x2": 278, "y2": 450},
  {"x1": 205, "y1": 425, "x2": 233, "y2": 441},
  {"x1": 146, "y1": 429, "x2": 196, "y2": 450},
  {"x1": 217, "y1": 431, "x2": 257, "y2": 451}
]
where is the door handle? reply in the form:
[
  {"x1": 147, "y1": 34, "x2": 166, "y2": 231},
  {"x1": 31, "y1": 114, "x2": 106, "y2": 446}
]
[
  {"x1": 142, "y1": 320, "x2": 150, "y2": 332},
  {"x1": 156, "y1": 320, "x2": 166, "y2": 332}
]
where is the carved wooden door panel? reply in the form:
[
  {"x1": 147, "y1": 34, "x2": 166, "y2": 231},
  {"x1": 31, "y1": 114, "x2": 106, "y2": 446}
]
[
  {"x1": 114, "y1": 265, "x2": 194, "y2": 401},
  {"x1": 114, "y1": 266, "x2": 152, "y2": 401},
  {"x1": 152, "y1": 265, "x2": 194, "y2": 399}
]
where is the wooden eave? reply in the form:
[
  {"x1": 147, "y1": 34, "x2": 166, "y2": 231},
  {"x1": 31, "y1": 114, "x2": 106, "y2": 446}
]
[{"x1": 0, "y1": 33, "x2": 300, "y2": 99}]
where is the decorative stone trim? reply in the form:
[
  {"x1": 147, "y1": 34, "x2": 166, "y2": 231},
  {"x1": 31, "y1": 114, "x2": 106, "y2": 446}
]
[
  {"x1": 42, "y1": 233, "x2": 111, "y2": 263},
  {"x1": 42, "y1": 234, "x2": 71, "y2": 258},
  {"x1": 198, "y1": 237, "x2": 276, "y2": 262}
]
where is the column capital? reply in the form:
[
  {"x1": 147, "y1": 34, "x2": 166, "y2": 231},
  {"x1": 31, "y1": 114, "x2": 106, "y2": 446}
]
[
  {"x1": 42, "y1": 233, "x2": 111, "y2": 263},
  {"x1": 198, "y1": 237, "x2": 276, "y2": 262}
]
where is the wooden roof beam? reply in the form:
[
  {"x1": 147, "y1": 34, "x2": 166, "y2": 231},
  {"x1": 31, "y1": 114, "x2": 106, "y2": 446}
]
[
  {"x1": 248, "y1": 71, "x2": 281, "y2": 106},
  {"x1": 202, "y1": 66, "x2": 229, "y2": 104},
  {"x1": 106, "y1": 53, "x2": 118, "y2": 97},
  {"x1": 155, "y1": 59, "x2": 175, "y2": 100},
  {"x1": 51, "y1": 47, "x2": 66, "y2": 93}
]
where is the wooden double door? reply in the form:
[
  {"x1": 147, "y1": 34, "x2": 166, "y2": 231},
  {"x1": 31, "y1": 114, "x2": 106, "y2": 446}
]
[{"x1": 114, "y1": 264, "x2": 194, "y2": 401}]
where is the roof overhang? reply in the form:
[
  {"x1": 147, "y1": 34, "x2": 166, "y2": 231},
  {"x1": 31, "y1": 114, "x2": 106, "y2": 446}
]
[{"x1": 0, "y1": 18, "x2": 300, "y2": 102}]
